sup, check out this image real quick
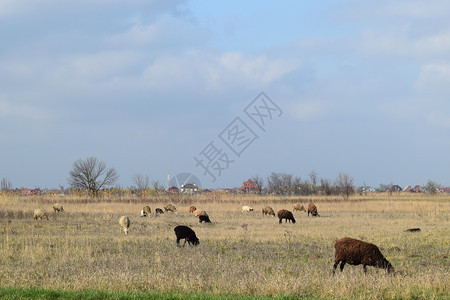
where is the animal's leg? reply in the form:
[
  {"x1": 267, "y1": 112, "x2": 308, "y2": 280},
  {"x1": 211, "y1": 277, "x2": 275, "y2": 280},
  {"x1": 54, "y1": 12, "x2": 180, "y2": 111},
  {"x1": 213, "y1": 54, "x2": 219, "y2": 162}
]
[
  {"x1": 279, "y1": 219, "x2": 282, "y2": 224},
  {"x1": 340, "y1": 261, "x2": 346, "y2": 272},
  {"x1": 176, "y1": 238, "x2": 181, "y2": 247},
  {"x1": 363, "y1": 265, "x2": 367, "y2": 274},
  {"x1": 333, "y1": 261, "x2": 340, "y2": 275}
]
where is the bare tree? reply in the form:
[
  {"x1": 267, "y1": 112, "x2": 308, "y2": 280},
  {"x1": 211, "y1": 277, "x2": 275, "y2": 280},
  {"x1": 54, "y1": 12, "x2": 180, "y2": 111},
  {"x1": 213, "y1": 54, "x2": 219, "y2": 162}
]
[
  {"x1": 319, "y1": 178, "x2": 333, "y2": 196},
  {"x1": 267, "y1": 172, "x2": 299, "y2": 195},
  {"x1": 67, "y1": 157, "x2": 118, "y2": 197},
  {"x1": 151, "y1": 179, "x2": 164, "y2": 193},
  {"x1": 335, "y1": 173, "x2": 354, "y2": 200},
  {"x1": 132, "y1": 173, "x2": 149, "y2": 192},
  {"x1": 251, "y1": 174, "x2": 264, "y2": 194},
  {"x1": 1, "y1": 177, "x2": 12, "y2": 191},
  {"x1": 425, "y1": 180, "x2": 441, "y2": 195},
  {"x1": 309, "y1": 170, "x2": 318, "y2": 195}
]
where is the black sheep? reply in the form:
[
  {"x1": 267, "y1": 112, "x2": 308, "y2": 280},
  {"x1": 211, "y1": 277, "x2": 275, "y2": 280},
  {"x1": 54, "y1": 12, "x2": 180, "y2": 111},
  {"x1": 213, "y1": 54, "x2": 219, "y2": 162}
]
[
  {"x1": 199, "y1": 215, "x2": 211, "y2": 223},
  {"x1": 333, "y1": 237, "x2": 394, "y2": 275},
  {"x1": 174, "y1": 225, "x2": 199, "y2": 246},
  {"x1": 277, "y1": 209, "x2": 296, "y2": 224}
]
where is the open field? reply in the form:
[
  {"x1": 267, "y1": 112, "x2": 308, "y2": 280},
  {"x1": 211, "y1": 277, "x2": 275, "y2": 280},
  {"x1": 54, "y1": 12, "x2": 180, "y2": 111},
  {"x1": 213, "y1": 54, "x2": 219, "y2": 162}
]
[{"x1": 0, "y1": 193, "x2": 449, "y2": 299}]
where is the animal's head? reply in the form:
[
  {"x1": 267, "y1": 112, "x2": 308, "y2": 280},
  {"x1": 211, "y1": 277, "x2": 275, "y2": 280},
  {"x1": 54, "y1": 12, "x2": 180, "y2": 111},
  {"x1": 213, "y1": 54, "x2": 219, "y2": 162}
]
[
  {"x1": 377, "y1": 258, "x2": 394, "y2": 273},
  {"x1": 123, "y1": 228, "x2": 129, "y2": 235},
  {"x1": 43, "y1": 214, "x2": 49, "y2": 220},
  {"x1": 191, "y1": 238, "x2": 199, "y2": 246},
  {"x1": 292, "y1": 218, "x2": 296, "y2": 224}
]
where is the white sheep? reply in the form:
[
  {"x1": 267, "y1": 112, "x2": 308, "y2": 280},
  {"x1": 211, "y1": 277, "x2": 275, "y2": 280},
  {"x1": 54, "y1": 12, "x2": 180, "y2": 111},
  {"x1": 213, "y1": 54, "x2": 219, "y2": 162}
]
[
  {"x1": 33, "y1": 209, "x2": 49, "y2": 220},
  {"x1": 119, "y1": 216, "x2": 130, "y2": 235},
  {"x1": 52, "y1": 203, "x2": 64, "y2": 213},
  {"x1": 242, "y1": 205, "x2": 254, "y2": 212}
]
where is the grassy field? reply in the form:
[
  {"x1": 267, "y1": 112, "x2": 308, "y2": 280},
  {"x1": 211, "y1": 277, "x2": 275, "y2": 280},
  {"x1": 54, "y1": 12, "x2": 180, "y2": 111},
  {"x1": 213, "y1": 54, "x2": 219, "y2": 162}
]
[{"x1": 0, "y1": 193, "x2": 448, "y2": 299}]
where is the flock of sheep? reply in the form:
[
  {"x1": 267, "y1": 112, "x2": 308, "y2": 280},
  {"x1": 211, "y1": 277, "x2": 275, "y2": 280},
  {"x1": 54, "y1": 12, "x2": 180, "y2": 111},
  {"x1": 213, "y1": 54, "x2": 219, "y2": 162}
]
[{"x1": 32, "y1": 201, "x2": 395, "y2": 275}]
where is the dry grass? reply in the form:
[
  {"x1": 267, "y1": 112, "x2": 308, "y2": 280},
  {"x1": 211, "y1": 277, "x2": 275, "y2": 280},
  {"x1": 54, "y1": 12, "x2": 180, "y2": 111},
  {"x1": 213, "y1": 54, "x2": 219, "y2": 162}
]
[{"x1": 0, "y1": 192, "x2": 448, "y2": 299}]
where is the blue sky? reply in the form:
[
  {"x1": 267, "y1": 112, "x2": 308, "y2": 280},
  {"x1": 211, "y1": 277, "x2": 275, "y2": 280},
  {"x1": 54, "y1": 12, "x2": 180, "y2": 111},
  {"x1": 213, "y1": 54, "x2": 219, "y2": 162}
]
[{"x1": 1, "y1": 0, "x2": 450, "y2": 190}]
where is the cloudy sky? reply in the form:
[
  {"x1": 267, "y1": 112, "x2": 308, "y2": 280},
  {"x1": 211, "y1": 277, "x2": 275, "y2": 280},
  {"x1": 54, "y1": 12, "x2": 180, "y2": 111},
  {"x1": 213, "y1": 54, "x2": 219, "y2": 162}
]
[{"x1": 1, "y1": 0, "x2": 450, "y2": 190}]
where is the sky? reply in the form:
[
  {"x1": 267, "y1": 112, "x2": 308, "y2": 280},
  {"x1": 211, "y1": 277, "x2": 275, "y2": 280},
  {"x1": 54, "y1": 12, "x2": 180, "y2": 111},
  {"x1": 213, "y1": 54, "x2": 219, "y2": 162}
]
[{"x1": 1, "y1": 0, "x2": 450, "y2": 190}]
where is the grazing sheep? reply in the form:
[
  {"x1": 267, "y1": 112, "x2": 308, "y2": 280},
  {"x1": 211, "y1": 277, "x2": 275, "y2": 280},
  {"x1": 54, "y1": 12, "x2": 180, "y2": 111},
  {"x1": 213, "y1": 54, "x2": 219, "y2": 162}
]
[
  {"x1": 194, "y1": 210, "x2": 208, "y2": 218},
  {"x1": 333, "y1": 237, "x2": 395, "y2": 275},
  {"x1": 119, "y1": 216, "x2": 130, "y2": 235},
  {"x1": 164, "y1": 204, "x2": 177, "y2": 213},
  {"x1": 277, "y1": 209, "x2": 296, "y2": 224},
  {"x1": 52, "y1": 203, "x2": 64, "y2": 213},
  {"x1": 242, "y1": 205, "x2": 254, "y2": 212},
  {"x1": 262, "y1": 206, "x2": 275, "y2": 217},
  {"x1": 155, "y1": 208, "x2": 164, "y2": 214},
  {"x1": 174, "y1": 225, "x2": 199, "y2": 246},
  {"x1": 33, "y1": 209, "x2": 49, "y2": 220},
  {"x1": 307, "y1": 202, "x2": 319, "y2": 217},
  {"x1": 141, "y1": 206, "x2": 151, "y2": 217},
  {"x1": 293, "y1": 204, "x2": 306, "y2": 212},
  {"x1": 189, "y1": 206, "x2": 197, "y2": 213},
  {"x1": 199, "y1": 215, "x2": 211, "y2": 223}
]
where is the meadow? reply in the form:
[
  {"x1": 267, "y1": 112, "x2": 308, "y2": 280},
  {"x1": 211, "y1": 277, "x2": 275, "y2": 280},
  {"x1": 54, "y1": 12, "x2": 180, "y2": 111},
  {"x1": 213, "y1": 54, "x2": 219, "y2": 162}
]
[{"x1": 0, "y1": 192, "x2": 448, "y2": 299}]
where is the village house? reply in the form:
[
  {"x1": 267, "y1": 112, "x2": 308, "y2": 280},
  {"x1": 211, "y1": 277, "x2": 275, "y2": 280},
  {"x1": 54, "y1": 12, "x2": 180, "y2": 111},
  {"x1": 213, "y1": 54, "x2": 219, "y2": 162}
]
[
  {"x1": 180, "y1": 183, "x2": 198, "y2": 193},
  {"x1": 239, "y1": 179, "x2": 259, "y2": 193}
]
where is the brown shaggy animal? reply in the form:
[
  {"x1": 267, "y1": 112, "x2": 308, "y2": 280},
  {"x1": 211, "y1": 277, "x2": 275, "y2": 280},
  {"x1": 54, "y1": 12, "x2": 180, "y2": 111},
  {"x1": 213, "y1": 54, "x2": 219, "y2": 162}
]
[
  {"x1": 293, "y1": 204, "x2": 306, "y2": 212},
  {"x1": 277, "y1": 209, "x2": 296, "y2": 224},
  {"x1": 141, "y1": 206, "x2": 151, "y2": 217},
  {"x1": 164, "y1": 204, "x2": 177, "y2": 212},
  {"x1": 33, "y1": 209, "x2": 49, "y2": 220},
  {"x1": 333, "y1": 237, "x2": 395, "y2": 275},
  {"x1": 52, "y1": 203, "x2": 64, "y2": 213},
  {"x1": 262, "y1": 206, "x2": 275, "y2": 217},
  {"x1": 189, "y1": 206, "x2": 197, "y2": 213},
  {"x1": 307, "y1": 202, "x2": 319, "y2": 217}
]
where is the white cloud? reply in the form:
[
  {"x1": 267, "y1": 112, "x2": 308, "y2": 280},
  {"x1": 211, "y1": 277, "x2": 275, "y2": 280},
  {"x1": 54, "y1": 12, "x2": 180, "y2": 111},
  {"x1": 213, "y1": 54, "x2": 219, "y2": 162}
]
[
  {"x1": 415, "y1": 63, "x2": 450, "y2": 92},
  {"x1": 292, "y1": 101, "x2": 329, "y2": 121},
  {"x1": 0, "y1": 98, "x2": 49, "y2": 120},
  {"x1": 359, "y1": 29, "x2": 450, "y2": 58},
  {"x1": 141, "y1": 51, "x2": 300, "y2": 92},
  {"x1": 427, "y1": 111, "x2": 450, "y2": 129}
]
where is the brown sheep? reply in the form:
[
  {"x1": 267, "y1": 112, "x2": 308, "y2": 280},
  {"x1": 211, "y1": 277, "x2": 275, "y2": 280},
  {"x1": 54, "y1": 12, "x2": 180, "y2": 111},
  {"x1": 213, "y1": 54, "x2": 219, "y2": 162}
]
[
  {"x1": 262, "y1": 206, "x2": 275, "y2": 217},
  {"x1": 307, "y1": 202, "x2": 319, "y2": 217},
  {"x1": 164, "y1": 204, "x2": 177, "y2": 213},
  {"x1": 52, "y1": 203, "x2": 64, "y2": 213},
  {"x1": 277, "y1": 209, "x2": 296, "y2": 224},
  {"x1": 293, "y1": 204, "x2": 306, "y2": 212},
  {"x1": 189, "y1": 206, "x2": 197, "y2": 213},
  {"x1": 141, "y1": 206, "x2": 151, "y2": 217},
  {"x1": 33, "y1": 209, "x2": 49, "y2": 220},
  {"x1": 194, "y1": 210, "x2": 208, "y2": 218},
  {"x1": 333, "y1": 237, "x2": 395, "y2": 275}
]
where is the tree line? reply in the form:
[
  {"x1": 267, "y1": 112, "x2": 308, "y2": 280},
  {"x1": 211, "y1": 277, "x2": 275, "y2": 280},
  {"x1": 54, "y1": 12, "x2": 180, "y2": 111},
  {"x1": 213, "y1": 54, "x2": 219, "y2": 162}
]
[{"x1": 0, "y1": 156, "x2": 444, "y2": 197}]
